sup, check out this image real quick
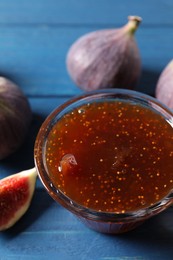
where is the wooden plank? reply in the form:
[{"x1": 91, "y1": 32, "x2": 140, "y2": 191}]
[
  {"x1": 0, "y1": 0, "x2": 172, "y2": 26},
  {"x1": 0, "y1": 26, "x2": 172, "y2": 97}
]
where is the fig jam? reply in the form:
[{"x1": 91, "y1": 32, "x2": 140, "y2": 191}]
[{"x1": 46, "y1": 100, "x2": 173, "y2": 213}]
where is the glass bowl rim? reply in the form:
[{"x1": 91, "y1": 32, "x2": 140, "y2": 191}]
[{"x1": 34, "y1": 88, "x2": 173, "y2": 223}]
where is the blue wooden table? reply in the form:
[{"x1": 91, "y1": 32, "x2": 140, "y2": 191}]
[{"x1": 0, "y1": 1, "x2": 173, "y2": 259}]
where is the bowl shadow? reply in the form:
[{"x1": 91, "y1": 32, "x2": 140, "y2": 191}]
[{"x1": 103, "y1": 207, "x2": 173, "y2": 257}]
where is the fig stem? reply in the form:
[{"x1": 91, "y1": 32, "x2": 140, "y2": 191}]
[{"x1": 125, "y1": 16, "x2": 142, "y2": 35}]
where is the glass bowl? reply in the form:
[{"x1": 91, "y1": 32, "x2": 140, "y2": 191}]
[{"x1": 34, "y1": 89, "x2": 173, "y2": 234}]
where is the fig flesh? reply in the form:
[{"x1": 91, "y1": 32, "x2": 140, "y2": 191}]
[
  {"x1": 0, "y1": 168, "x2": 37, "y2": 231},
  {"x1": 66, "y1": 16, "x2": 142, "y2": 91},
  {"x1": 0, "y1": 77, "x2": 32, "y2": 159},
  {"x1": 155, "y1": 60, "x2": 173, "y2": 110}
]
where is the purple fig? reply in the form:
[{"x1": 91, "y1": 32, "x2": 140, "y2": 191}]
[
  {"x1": 66, "y1": 16, "x2": 142, "y2": 91},
  {"x1": 0, "y1": 168, "x2": 37, "y2": 231},
  {"x1": 155, "y1": 60, "x2": 173, "y2": 110},
  {"x1": 0, "y1": 77, "x2": 32, "y2": 159}
]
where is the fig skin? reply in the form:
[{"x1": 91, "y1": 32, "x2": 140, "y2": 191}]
[
  {"x1": 66, "y1": 16, "x2": 142, "y2": 91},
  {"x1": 0, "y1": 77, "x2": 32, "y2": 160},
  {"x1": 0, "y1": 168, "x2": 37, "y2": 231},
  {"x1": 155, "y1": 60, "x2": 173, "y2": 110}
]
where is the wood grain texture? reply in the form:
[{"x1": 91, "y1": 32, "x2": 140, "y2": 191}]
[{"x1": 0, "y1": 0, "x2": 173, "y2": 259}]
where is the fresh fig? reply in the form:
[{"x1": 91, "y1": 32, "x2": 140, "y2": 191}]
[
  {"x1": 0, "y1": 168, "x2": 37, "y2": 231},
  {"x1": 155, "y1": 60, "x2": 173, "y2": 110},
  {"x1": 66, "y1": 16, "x2": 142, "y2": 91},
  {"x1": 0, "y1": 77, "x2": 32, "y2": 159}
]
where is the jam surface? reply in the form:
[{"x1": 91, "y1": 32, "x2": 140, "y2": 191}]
[{"x1": 46, "y1": 100, "x2": 173, "y2": 213}]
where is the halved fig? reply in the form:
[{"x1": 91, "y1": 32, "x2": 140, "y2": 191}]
[{"x1": 0, "y1": 168, "x2": 37, "y2": 231}]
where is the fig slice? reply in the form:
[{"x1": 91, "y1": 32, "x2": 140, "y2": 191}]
[{"x1": 0, "y1": 168, "x2": 37, "y2": 231}]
